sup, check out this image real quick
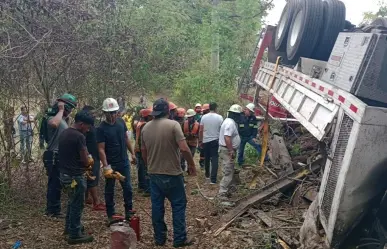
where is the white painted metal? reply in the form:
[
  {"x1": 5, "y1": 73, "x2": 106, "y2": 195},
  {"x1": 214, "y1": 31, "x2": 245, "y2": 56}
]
[
  {"x1": 290, "y1": 10, "x2": 303, "y2": 47},
  {"x1": 318, "y1": 106, "x2": 387, "y2": 247},
  {"x1": 255, "y1": 65, "x2": 339, "y2": 140},
  {"x1": 256, "y1": 61, "x2": 387, "y2": 248}
]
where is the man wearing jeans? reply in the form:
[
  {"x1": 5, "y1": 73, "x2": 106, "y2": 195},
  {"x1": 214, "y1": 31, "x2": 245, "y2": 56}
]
[
  {"x1": 237, "y1": 103, "x2": 265, "y2": 166},
  {"x1": 17, "y1": 107, "x2": 34, "y2": 163},
  {"x1": 44, "y1": 93, "x2": 77, "y2": 218},
  {"x1": 141, "y1": 98, "x2": 196, "y2": 248},
  {"x1": 59, "y1": 111, "x2": 94, "y2": 244},
  {"x1": 218, "y1": 104, "x2": 242, "y2": 199},
  {"x1": 97, "y1": 98, "x2": 136, "y2": 223},
  {"x1": 199, "y1": 102, "x2": 223, "y2": 184}
]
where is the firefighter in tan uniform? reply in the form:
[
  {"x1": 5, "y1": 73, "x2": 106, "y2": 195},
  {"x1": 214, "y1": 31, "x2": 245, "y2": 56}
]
[
  {"x1": 135, "y1": 108, "x2": 153, "y2": 196},
  {"x1": 181, "y1": 109, "x2": 200, "y2": 174}
]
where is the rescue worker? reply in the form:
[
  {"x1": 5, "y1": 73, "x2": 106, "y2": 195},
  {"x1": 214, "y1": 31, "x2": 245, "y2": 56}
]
[
  {"x1": 44, "y1": 93, "x2": 77, "y2": 218},
  {"x1": 169, "y1": 101, "x2": 178, "y2": 120},
  {"x1": 202, "y1": 104, "x2": 210, "y2": 115},
  {"x1": 122, "y1": 109, "x2": 134, "y2": 139},
  {"x1": 237, "y1": 103, "x2": 265, "y2": 166},
  {"x1": 218, "y1": 104, "x2": 242, "y2": 199},
  {"x1": 183, "y1": 109, "x2": 200, "y2": 173},
  {"x1": 135, "y1": 108, "x2": 153, "y2": 196},
  {"x1": 175, "y1": 107, "x2": 186, "y2": 125},
  {"x1": 194, "y1": 103, "x2": 202, "y2": 122},
  {"x1": 131, "y1": 106, "x2": 143, "y2": 140},
  {"x1": 197, "y1": 103, "x2": 210, "y2": 169},
  {"x1": 199, "y1": 102, "x2": 223, "y2": 184},
  {"x1": 97, "y1": 98, "x2": 137, "y2": 223},
  {"x1": 141, "y1": 98, "x2": 196, "y2": 247},
  {"x1": 59, "y1": 110, "x2": 94, "y2": 244},
  {"x1": 82, "y1": 106, "x2": 105, "y2": 211}
]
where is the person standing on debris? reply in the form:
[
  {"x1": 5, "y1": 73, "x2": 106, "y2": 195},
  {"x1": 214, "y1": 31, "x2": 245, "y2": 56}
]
[
  {"x1": 44, "y1": 93, "x2": 77, "y2": 218},
  {"x1": 82, "y1": 106, "x2": 105, "y2": 211},
  {"x1": 237, "y1": 103, "x2": 265, "y2": 166},
  {"x1": 135, "y1": 108, "x2": 153, "y2": 196},
  {"x1": 58, "y1": 110, "x2": 94, "y2": 244},
  {"x1": 218, "y1": 104, "x2": 242, "y2": 199},
  {"x1": 97, "y1": 98, "x2": 137, "y2": 223},
  {"x1": 199, "y1": 102, "x2": 223, "y2": 184},
  {"x1": 141, "y1": 98, "x2": 196, "y2": 247},
  {"x1": 17, "y1": 106, "x2": 35, "y2": 163},
  {"x1": 182, "y1": 109, "x2": 200, "y2": 174}
]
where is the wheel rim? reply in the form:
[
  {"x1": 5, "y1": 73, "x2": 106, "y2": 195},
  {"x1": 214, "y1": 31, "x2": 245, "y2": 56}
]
[
  {"x1": 290, "y1": 10, "x2": 303, "y2": 47},
  {"x1": 277, "y1": 8, "x2": 288, "y2": 39}
]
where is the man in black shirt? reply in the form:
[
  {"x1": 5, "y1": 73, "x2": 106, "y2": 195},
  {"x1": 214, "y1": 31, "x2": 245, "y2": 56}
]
[
  {"x1": 59, "y1": 111, "x2": 94, "y2": 244},
  {"x1": 97, "y1": 98, "x2": 136, "y2": 223},
  {"x1": 82, "y1": 106, "x2": 105, "y2": 211}
]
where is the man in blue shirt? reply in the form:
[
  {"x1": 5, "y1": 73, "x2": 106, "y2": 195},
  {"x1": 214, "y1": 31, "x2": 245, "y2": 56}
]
[{"x1": 237, "y1": 103, "x2": 266, "y2": 166}]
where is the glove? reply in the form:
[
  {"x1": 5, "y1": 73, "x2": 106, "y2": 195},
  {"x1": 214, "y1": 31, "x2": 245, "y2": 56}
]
[
  {"x1": 103, "y1": 165, "x2": 126, "y2": 182},
  {"x1": 113, "y1": 171, "x2": 126, "y2": 182},
  {"x1": 87, "y1": 155, "x2": 94, "y2": 167},
  {"x1": 103, "y1": 165, "x2": 114, "y2": 179}
]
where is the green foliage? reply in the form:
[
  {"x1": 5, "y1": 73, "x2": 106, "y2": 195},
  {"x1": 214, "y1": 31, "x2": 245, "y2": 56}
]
[
  {"x1": 362, "y1": 1, "x2": 387, "y2": 24},
  {"x1": 290, "y1": 143, "x2": 301, "y2": 156},
  {"x1": 244, "y1": 143, "x2": 261, "y2": 165}
]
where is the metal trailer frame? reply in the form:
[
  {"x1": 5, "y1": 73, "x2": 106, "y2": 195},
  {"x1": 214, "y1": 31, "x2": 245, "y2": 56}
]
[{"x1": 254, "y1": 61, "x2": 387, "y2": 248}]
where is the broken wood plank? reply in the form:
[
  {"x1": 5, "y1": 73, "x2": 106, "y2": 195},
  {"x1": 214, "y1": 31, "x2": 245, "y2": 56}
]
[
  {"x1": 212, "y1": 161, "x2": 323, "y2": 237},
  {"x1": 255, "y1": 210, "x2": 299, "y2": 247}
]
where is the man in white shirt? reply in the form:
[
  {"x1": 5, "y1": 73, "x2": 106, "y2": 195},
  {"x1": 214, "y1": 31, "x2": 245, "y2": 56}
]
[
  {"x1": 218, "y1": 104, "x2": 242, "y2": 198},
  {"x1": 199, "y1": 102, "x2": 224, "y2": 184},
  {"x1": 18, "y1": 106, "x2": 35, "y2": 163}
]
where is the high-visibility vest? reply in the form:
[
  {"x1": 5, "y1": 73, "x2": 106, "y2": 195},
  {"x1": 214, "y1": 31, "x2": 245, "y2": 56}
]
[
  {"x1": 135, "y1": 121, "x2": 146, "y2": 152},
  {"x1": 183, "y1": 120, "x2": 199, "y2": 147}
]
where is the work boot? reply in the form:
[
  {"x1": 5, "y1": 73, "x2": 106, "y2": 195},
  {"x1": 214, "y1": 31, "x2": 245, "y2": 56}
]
[{"x1": 67, "y1": 234, "x2": 94, "y2": 245}]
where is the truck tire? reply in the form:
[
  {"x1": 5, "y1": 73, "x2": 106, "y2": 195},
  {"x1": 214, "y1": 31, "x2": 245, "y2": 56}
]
[
  {"x1": 286, "y1": 0, "x2": 324, "y2": 61},
  {"x1": 274, "y1": 0, "x2": 299, "y2": 51},
  {"x1": 371, "y1": 17, "x2": 387, "y2": 27},
  {"x1": 312, "y1": 0, "x2": 346, "y2": 61}
]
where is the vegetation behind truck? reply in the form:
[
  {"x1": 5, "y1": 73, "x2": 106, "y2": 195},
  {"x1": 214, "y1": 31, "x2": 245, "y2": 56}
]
[{"x1": 240, "y1": 0, "x2": 387, "y2": 247}]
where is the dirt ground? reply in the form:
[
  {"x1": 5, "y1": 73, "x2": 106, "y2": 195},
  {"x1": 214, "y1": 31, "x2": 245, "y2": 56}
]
[{"x1": 0, "y1": 150, "x2": 310, "y2": 249}]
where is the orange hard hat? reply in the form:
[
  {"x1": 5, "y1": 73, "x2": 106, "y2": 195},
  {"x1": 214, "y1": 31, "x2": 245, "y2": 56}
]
[
  {"x1": 202, "y1": 103, "x2": 210, "y2": 111},
  {"x1": 176, "y1": 108, "x2": 186, "y2": 118},
  {"x1": 169, "y1": 102, "x2": 177, "y2": 111},
  {"x1": 140, "y1": 108, "x2": 152, "y2": 118}
]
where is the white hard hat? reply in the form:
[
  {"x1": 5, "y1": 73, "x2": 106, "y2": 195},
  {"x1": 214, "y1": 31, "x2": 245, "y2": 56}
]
[
  {"x1": 195, "y1": 103, "x2": 202, "y2": 108},
  {"x1": 185, "y1": 109, "x2": 196, "y2": 118},
  {"x1": 228, "y1": 104, "x2": 242, "y2": 113},
  {"x1": 102, "y1": 98, "x2": 120, "y2": 112},
  {"x1": 246, "y1": 103, "x2": 255, "y2": 112}
]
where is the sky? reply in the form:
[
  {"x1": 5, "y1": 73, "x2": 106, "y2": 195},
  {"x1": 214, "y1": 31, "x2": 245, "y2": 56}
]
[{"x1": 265, "y1": 0, "x2": 381, "y2": 26}]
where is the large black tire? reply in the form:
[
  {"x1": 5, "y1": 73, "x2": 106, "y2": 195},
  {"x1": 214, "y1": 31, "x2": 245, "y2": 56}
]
[
  {"x1": 286, "y1": 0, "x2": 324, "y2": 61},
  {"x1": 312, "y1": 0, "x2": 346, "y2": 61},
  {"x1": 371, "y1": 17, "x2": 387, "y2": 27},
  {"x1": 274, "y1": 0, "x2": 300, "y2": 51}
]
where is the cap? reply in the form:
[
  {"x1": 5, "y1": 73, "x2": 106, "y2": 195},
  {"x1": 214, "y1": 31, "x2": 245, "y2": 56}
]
[{"x1": 151, "y1": 98, "x2": 169, "y2": 116}]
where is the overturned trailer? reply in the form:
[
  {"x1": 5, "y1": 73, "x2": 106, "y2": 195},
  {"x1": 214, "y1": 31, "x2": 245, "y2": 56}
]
[{"x1": 239, "y1": 2, "x2": 387, "y2": 246}]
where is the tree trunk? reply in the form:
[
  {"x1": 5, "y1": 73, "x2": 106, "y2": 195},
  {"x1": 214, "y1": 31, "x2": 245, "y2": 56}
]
[{"x1": 211, "y1": 0, "x2": 220, "y2": 71}]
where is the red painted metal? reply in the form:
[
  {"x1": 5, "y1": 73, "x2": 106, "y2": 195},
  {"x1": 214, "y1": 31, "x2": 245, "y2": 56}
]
[
  {"x1": 251, "y1": 25, "x2": 275, "y2": 80},
  {"x1": 130, "y1": 216, "x2": 141, "y2": 242}
]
